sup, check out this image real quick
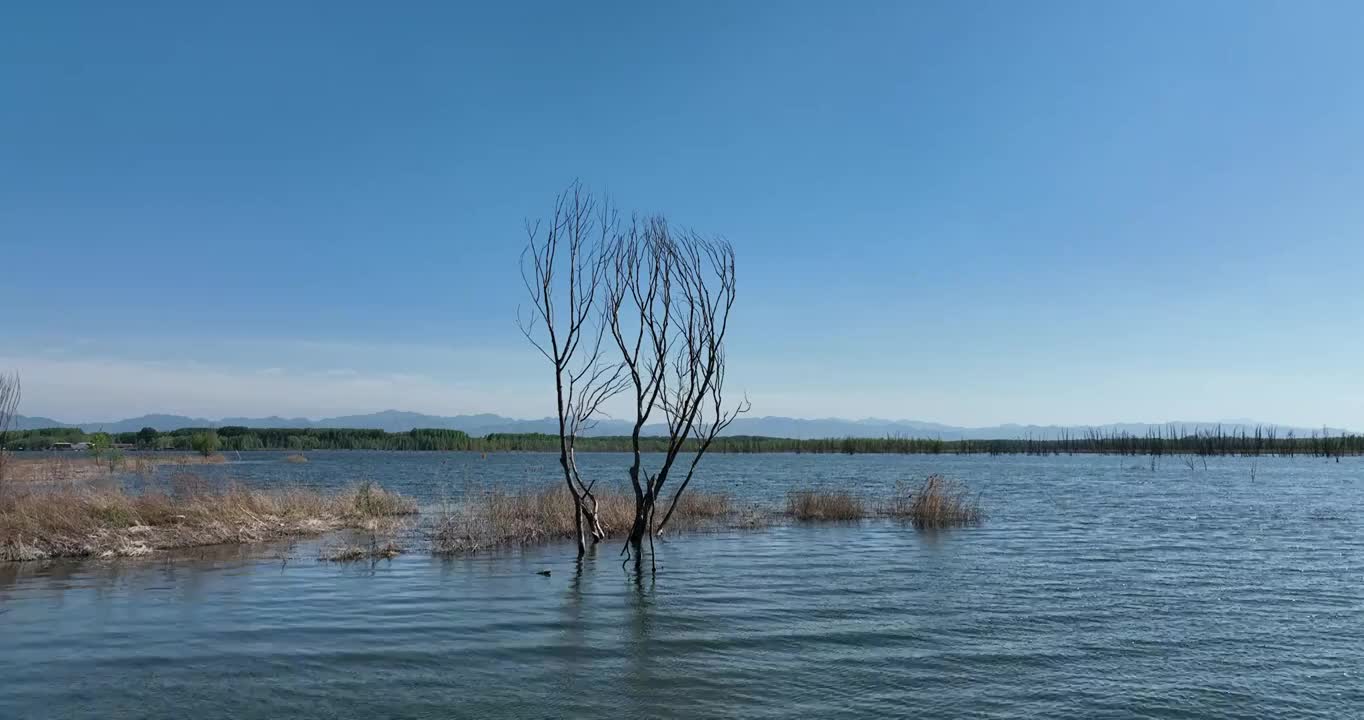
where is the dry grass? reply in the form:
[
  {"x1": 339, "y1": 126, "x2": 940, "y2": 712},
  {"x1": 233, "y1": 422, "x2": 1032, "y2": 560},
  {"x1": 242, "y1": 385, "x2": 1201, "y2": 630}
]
[
  {"x1": 732, "y1": 504, "x2": 772, "y2": 529},
  {"x1": 6, "y1": 456, "x2": 118, "y2": 484},
  {"x1": 3, "y1": 454, "x2": 226, "y2": 484},
  {"x1": 669, "y1": 490, "x2": 732, "y2": 519},
  {"x1": 324, "y1": 544, "x2": 369, "y2": 561},
  {"x1": 431, "y1": 484, "x2": 732, "y2": 554},
  {"x1": 0, "y1": 475, "x2": 416, "y2": 561},
  {"x1": 316, "y1": 481, "x2": 414, "y2": 562},
  {"x1": 887, "y1": 474, "x2": 984, "y2": 529},
  {"x1": 323, "y1": 540, "x2": 403, "y2": 562},
  {"x1": 786, "y1": 489, "x2": 866, "y2": 521},
  {"x1": 348, "y1": 480, "x2": 417, "y2": 517}
]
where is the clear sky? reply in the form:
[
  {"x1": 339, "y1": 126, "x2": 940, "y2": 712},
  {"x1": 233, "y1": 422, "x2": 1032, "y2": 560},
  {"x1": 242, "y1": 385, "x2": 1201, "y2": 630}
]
[{"x1": 3, "y1": 1, "x2": 1363, "y2": 428}]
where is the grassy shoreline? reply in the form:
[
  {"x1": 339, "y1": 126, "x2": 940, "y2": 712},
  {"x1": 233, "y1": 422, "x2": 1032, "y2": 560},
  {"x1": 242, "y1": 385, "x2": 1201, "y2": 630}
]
[
  {"x1": 0, "y1": 459, "x2": 985, "y2": 562},
  {"x1": 0, "y1": 477, "x2": 415, "y2": 562},
  {"x1": 4, "y1": 454, "x2": 227, "y2": 484}
]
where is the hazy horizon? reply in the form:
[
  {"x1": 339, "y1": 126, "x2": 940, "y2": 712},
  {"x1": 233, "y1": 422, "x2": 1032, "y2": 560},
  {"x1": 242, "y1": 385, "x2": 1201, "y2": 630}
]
[
  {"x1": 6, "y1": 3, "x2": 1364, "y2": 429},
  {"x1": 12, "y1": 401, "x2": 1357, "y2": 436}
]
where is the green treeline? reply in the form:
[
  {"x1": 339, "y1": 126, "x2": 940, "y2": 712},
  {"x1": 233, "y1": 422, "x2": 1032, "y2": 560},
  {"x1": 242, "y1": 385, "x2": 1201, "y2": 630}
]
[
  {"x1": 700, "y1": 428, "x2": 1364, "y2": 457},
  {"x1": 4, "y1": 425, "x2": 1363, "y2": 457},
  {"x1": 3, "y1": 426, "x2": 479, "y2": 452}
]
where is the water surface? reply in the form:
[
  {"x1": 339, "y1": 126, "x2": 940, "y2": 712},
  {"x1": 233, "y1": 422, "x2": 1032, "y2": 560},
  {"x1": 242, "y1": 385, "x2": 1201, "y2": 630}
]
[{"x1": 3, "y1": 453, "x2": 1361, "y2": 718}]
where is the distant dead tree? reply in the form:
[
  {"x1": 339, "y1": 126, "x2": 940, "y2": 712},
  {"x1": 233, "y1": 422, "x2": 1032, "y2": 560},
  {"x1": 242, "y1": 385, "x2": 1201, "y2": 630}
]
[
  {"x1": 605, "y1": 217, "x2": 747, "y2": 564},
  {"x1": 0, "y1": 372, "x2": 20, "y2": 488},
  {"x1": 518, "y1": 183, "x2": 627, "y2": 558}
]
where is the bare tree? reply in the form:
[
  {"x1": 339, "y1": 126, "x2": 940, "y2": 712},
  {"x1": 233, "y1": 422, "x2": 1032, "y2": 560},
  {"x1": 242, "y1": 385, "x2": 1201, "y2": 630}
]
[
  {"x1": 518, "y1": 183, "x2": 627, "y2": 558},
  {"x1": 655, "y1": 356, "x2": 748, "y2": 535},
  {"x1": 605, "y1": 218, "x2": 745, "y2": 562},
  {"x1": 0, "y1": 372, "x2": 19, "y2": 489}
]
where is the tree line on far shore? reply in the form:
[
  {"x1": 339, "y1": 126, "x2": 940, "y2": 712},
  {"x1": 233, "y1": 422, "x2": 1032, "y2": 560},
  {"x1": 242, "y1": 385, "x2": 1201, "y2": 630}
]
[{"x1": 5, "y1": 424, "x2": 1361, "y2": 458}]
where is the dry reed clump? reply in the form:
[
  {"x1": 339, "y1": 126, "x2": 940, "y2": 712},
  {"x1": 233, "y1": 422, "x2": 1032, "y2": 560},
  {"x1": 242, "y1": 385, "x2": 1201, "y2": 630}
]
[
  {"x1": 125, "y1": 454, "x2": 162, "y2": 475},
  {"x1": 324, "y1": 545, "x2": 369, "y2": 562},
  {"x1": 3, "y1": 454, "x2": 224, "y2": 484},
  {"x1": 176, "y1": 454, "x2": 228, "y2": 465},
  {"x1": 347, "y1": 480, "x2": 418, "y2": 518},
  {"x1": 666, "y1": 490, "x2": 734, "y2": 527},
  {"x1": 0, "y1": 475, "x2": 417, "y2": 562},
  {"x1": 786, "y1": 489, "x2": 866, "y2": 521},
  {"x1": 732, "y1": 504, "x2": 771, "y2": 529},
  {"x1": 431, "y1": 483, "x2": 731, "y2": 554},
  {"x1": 323, "y1": 540, "x2": 403, "y2": 562},
  {"x1": 887, "y1": 474, "x2": 984, "y2": 529},
  {"x1": 6, "y1": 456, "x2": 118, "y2": 484}
]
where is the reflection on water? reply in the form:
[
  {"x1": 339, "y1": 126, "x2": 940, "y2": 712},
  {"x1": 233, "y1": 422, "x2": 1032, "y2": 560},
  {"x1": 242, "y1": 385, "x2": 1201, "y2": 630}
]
[{"x1": 2, "y1": 454, "x2": 1363, "y2": 719}]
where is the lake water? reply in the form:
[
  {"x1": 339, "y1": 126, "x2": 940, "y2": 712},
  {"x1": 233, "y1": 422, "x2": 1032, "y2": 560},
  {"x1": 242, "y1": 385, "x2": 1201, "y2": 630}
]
[{"x1": 2, "y1": 452, "x2": 1362, "y2": 718}]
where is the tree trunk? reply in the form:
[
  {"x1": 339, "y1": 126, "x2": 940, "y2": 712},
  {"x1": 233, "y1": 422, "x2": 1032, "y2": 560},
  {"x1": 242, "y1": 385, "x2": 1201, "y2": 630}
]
[
  {"x1": 625, "y1": 492, "x2": 654, "y2": 553},
  {"x1": 572, "y1": 498, "x2": 586, "y2": 557},
  {"x1": 585, "y1": 493, "x2": 607, "y2": 541}
]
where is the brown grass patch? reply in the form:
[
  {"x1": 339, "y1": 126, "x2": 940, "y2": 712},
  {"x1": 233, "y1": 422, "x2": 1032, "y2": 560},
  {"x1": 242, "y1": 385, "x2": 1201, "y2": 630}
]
[
  {"x1": 347, "y1": 480, "x2": 418, "y2": 517},
  {"x1": 0, "y1": 475, "x2": 416, "y2": 561},
  {"x1": 887, "y1": 474, "x2": 984, "y2": 529},
  {"x1": 3, "y1": 454, "x2": 226, "y2": 484},
  {"x1": 180, "y1": 453, "x2": 228, "y2": 465},
  {"x1": 323, "y1": 540, "x2": 403, "y2": 562},
  {"x1": 431, "y1": 484, "x2": 731, "y2": 554},
  {"x1": 732, "y1": 504, "x2": 772, "y2": 529},
  {"x1": 5, "y1": 456, "x2": 117, "y2": 484},
  {"x1": 786, "y1": 489, "x2": 865, "y2": 521}
]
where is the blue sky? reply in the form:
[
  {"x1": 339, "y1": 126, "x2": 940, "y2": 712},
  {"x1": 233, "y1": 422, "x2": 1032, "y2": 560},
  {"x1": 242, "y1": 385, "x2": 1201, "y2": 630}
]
[{"x1": 4, "y1": 1, "x2": 1363, "y2": 427}]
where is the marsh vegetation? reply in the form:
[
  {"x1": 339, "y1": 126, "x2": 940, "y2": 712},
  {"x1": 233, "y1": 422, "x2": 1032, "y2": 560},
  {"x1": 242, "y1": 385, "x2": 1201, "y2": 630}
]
[
  {"x1": 786, "y1": 475, "x2": 985, "y2": 527},
  {"x1": 888, "y1": 474, "x2": 986, "y2": 529},
  {"x1": 430, "y1": 484, "x2": 735, "y2": 554},
  {"x1": 0, "y1": 452, "x2": 988, "y2": 563},
  {"x1": 787, "y1": 490, "x2": 866, "y2": 521},
  {"x1": 0, "y1": 474, "x2": 415, "y2": 561}
]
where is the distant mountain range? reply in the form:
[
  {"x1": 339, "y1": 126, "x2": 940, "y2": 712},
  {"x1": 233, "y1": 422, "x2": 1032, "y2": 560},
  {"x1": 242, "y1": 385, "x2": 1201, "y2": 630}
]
[{"x1": 10, "y1": 411, "x2": 1354, "y2": 440}]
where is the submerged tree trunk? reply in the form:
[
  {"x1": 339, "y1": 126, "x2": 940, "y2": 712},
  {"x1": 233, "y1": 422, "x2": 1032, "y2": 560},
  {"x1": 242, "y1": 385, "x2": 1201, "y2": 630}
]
[
  {"x1": 558, "y1": 453, "x2": 585, "y2": 557},
  {"x1": 584, "y1": 493, "x2": 606, "y2": 540},
  {"x1": 606, "y1": 219, "x2": 745, "y2": 568},
  {"x1": 559, "y1": 449, "x2": 610, "y2": 556},
  {"x1": 520, "y1": 184, "x2": 627, "y2": 560},
  {"x1": 625, "y1": 491, "x2": 653, "y2": 552},
  {"x1": 573, "y1": 502, "x2": 586, "y2": 557}
]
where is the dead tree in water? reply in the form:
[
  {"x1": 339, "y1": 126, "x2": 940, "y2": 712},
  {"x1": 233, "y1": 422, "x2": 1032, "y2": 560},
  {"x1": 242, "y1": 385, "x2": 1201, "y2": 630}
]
[
  {"x1": 518, "y1": 184, "x2": 627, "y2": 557},
  {"x1": 0, "y1": 372, "x2": 19, "y2": 490},
  {"x1": 605, "y1": 218, "x2": 745, "y2": 563}
]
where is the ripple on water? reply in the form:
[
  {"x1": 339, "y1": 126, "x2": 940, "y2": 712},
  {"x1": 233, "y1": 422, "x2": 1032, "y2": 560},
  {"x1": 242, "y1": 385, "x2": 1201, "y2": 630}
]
[{"x1": 2, "y1": 454, "x2": 1363, "y2": 719}]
